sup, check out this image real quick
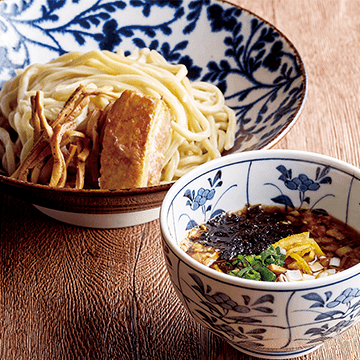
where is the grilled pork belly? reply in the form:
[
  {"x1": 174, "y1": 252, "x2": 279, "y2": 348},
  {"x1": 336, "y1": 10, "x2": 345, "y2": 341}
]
[{"x1": 99, "y1": 90, "x2": 172, "y2": 189}]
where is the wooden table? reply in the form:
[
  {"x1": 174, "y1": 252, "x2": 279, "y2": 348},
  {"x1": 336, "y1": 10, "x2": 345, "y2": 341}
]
[{"x1": 1, "y1": 1, "x2": 360, "y2": 359}]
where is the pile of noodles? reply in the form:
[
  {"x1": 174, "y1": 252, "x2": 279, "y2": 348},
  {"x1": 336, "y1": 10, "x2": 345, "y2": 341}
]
[{"x1": 0, "y1": 48, "x2": 236, "y2": 186}]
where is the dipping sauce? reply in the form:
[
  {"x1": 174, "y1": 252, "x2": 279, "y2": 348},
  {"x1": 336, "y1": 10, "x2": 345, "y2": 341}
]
[{"x1": 180, "y1": 204, "x2": 360, "y2": 282}]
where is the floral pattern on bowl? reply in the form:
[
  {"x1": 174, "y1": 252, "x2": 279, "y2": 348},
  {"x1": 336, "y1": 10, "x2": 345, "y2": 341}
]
[{"x1": 160, "y1": 150, "x2": 360, "y2": 359}]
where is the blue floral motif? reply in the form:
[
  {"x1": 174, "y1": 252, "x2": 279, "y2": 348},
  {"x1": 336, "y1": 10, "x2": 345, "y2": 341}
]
[
  {"x1": 206, "y1": 3, "x2": 241, "y2": 33},
  {"x1": 300, "y1": 288, "x2": 360, "y2": 344},
  {"x1": 184, "y1": 187, "x2": 216, "y2": 211},
  {"x1": 202, "y1": 7, "x2": 304, "y2": 141},
  {"x1": 182, "y1": 170, "x2": 226, "y2": 229},
  {"x1": 176, "y1": 271, "x2": 360, "y2": 352},
  {"x1": 183, "y1": 0, "x2": 209, "y2": 34},
  {"x1": 0, "y1": 0, "x2": 306, "y2": 154},
  {"x1": 180, "y1": 169, "x2": 239, "y2": 230},
  {"x1": 266, "y1": 165, "x2": 333, "y2": 210},
  {"x1": 186, "y1": 272, "x2": 278, "y2": 348},
  {"x1": 130, "y1": 0, "x2": 183, "y2": 17}
]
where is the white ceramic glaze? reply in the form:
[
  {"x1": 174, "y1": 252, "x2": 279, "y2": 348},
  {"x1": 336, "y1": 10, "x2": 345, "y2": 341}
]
[
  {"x1": 34, "y1": 205, "x2": 160, "y2": 228},
  {"x1": 160, "y1": 149, "x2": 360, "y2": 359}
]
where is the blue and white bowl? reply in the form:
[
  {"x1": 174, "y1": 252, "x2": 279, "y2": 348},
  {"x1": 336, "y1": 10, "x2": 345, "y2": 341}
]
[
  {"x1": 0, "y1": 0, "x2": 307, "y2": 228},
  {"x1": 160, "y1": 150, "x2": 360, "y2": 359}
]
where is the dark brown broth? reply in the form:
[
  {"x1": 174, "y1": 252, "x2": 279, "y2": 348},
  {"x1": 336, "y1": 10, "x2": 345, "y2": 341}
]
[{"x1": 184, "y1": 204, "x2": 360, "y2": 273}]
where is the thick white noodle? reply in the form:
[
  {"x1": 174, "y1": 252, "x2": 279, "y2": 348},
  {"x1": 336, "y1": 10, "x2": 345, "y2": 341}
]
[{"x1": 0, "y1": 48, "x2": 236, "y2": 183}]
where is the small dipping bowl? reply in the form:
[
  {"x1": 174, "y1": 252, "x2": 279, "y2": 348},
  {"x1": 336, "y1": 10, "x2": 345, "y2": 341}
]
[{"x1": 160, "y1": 149, "x2": 360, "y2": 359}]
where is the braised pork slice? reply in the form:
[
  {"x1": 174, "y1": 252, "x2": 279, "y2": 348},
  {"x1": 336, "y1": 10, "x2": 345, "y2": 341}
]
[{"x1": 99, "y1": 90, "x2": 172, "y2": 189}]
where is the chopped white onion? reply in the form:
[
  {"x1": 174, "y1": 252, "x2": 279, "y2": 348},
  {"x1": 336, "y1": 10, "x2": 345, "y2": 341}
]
[
  {"x1": 310, "y1": 262, "x2": 324, "y2": 273},
  {"x1": 324, "y1": 268, "x2": 337, "y2": 275},
  {"x1": 285, "y1": 269, "x2": 303, "y2": 282},
  {"x1": 329, "y1": 257, "x2": 341, "y2": 267},
  {"x1": 277, "y1": 273, "x2": 288, "y2": 282},
  {"x1": 318, "y1": 272, "x2": 329, "y2": 278}
]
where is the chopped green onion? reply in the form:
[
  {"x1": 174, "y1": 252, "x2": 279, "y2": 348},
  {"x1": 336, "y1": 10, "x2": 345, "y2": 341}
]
[{"x1": 227, "y1": 246, "x2": 285, "y2": 282}]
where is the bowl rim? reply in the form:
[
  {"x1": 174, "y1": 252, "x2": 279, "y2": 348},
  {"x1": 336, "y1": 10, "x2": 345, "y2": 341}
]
[
  {"x1": 160, "y1": 149, "x2": 360, "y2": 291},
  {"x1": 0, "y1": 173, "x2": 173, "y2": 197}
]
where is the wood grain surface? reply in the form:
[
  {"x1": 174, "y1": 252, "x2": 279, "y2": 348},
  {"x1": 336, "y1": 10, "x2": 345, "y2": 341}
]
[{"x1": 1, "y1": 1, "x2": 360, "y2": 359}]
